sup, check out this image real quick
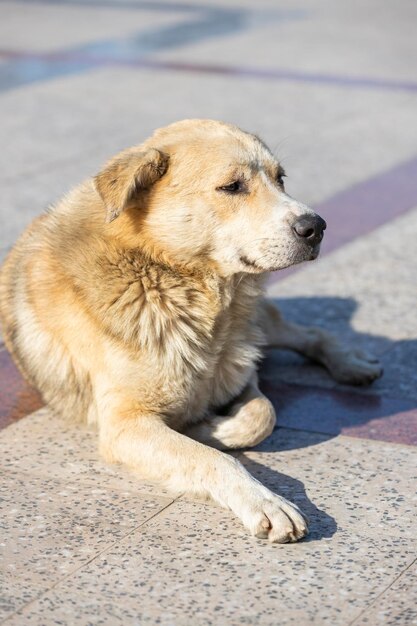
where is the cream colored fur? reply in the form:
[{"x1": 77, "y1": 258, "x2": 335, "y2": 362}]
[{"x1": 0, "y1": 120, "x2": 382, "y2": 542}]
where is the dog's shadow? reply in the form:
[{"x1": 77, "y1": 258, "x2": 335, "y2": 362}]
[{"x1": 235, "y1": 295, "x2": 417, "y2": 542}]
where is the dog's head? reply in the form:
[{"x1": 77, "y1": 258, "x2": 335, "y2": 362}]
[{"x1": 94, "y1": 119, "x2": 326, "y2": 275}]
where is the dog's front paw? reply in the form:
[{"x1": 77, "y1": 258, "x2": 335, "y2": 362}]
[
  {"x1": 239, "y1": 490, "x2": 308, "y2": 543},
  {"x1": 329, "y1": 349, "x2": 383, "y2": 386}
]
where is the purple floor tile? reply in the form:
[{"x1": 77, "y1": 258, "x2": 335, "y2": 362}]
[
  {"x1": 269, "y1": 154, "x2": 417, "y2": 284},
  {"x1": 1, "y1": 49, "x2": 417, "y2": 94},
  {"x1": 259, "y1": 379, "x2": 417, "y2": 446},
  {"x1": 0, "y1": 349, "x2": 44, "y2": 430}
]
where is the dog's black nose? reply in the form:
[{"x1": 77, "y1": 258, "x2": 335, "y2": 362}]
[{"x1": 292, "y1": 215, "x2": 326, "y2": 245}]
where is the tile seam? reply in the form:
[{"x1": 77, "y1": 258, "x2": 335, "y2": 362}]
[
  {"x1": 348, "y1": 556, "x2": 417, "y2": 625},
  {"x1": 1, "y1": 496, "x2": 180, "y2": 624}
]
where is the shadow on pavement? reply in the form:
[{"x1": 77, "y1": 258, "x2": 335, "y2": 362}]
[
  {"x1": 257, "y1": 296, "x2": 417, "y2": 445},
  {"x1": 233, "y1": 295, "x2": 417, "y2": 540}
]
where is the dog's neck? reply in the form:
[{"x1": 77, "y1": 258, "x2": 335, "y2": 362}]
[{"x1": 101, "y1": 210, "x2": 265, "y2": 310}]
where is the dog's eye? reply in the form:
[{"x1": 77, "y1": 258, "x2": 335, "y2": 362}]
[
  {"x1": 277, "y1": 173, "x2": 286, "y2": 187},
  {"x1": 217, "y1": 180, "x2": 244, "y2": 194}
]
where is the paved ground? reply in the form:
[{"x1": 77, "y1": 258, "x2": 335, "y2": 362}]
[{"x1": 0, "y1": 0, "x2": 416, "y2": 624}]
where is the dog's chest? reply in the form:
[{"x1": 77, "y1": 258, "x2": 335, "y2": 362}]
[
  {"x1": 169, "y1": 279, "x2": 265, "y2": 424},
  {"x1": 189, "y1": 325, "x2": 262, "y2": 419},
  {"x1": 97, "y1": 260, "x2": 265, "y2": 425}
]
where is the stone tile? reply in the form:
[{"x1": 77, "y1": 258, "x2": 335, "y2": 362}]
[
  {"x1": 372, "y1": 341, "x2": 417, "y2": 401},
  {"x1": 331, "y1": 350, "x2": 417, "y2": 404},
  {"x1": 0, "y1": 407, "x2": 172, "y2": 498},
  {"x1": 260, "y1": 348, "x2": 338, "y2": 390},
  {"x1": 1, "y1": 61, "x2": 417, "y2": 228},
  {"x1": 339, "y1": 407, "x2": 417, "y2": 446},
  {"x1": 261, "y1": 337, "x2": 417, "y2": 406},
  {"x1": 238, "y1": 429, "x2": 417, "y2": 541},
  {"x1": 0, "y1": 2, "x2": 182, "y2": 53},
  {"x1": 0, "y1": 469, "x2": 172, "y2": 586},
  {"x1": 0, "y1": 574, "x2": 45, "y2": 623},
  {"x1": 155, "y1": 0, "x2": 417, "y2": 84},
  {"x1": 247, "y1": 426, "x2": 417, "y2": 484},
  {"x1": 5, "y1": 590, "x2": 163, "y2": 626},
  {"x1": 314, "y1": 156, "x2": 417, "y2": 256},
  {"x1": 0, "y1": 158, "x2": 102, "y2": 258},
  {"x1": 0, "y1": 350, "x2": 43, "y2": 430},
  {"x1": 8, "y1": 499, "x2": 415, "y2": 626},
  {"x1": 354, "y1": 563, "x2": 417, "y2": 626},
  {"x1": 258, "y1": 378, "x2": 417, "y2": 445},
  {"x1": 268, "y1": 285, "x2": 416, "y2": 356}
]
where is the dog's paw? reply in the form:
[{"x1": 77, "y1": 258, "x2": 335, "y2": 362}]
[
  {"x1": 240, "y1": 491, "x2": 308, "y2": 543},
  {"x1": 330, "y1": 349, "x2": 383, "y2": 386}
]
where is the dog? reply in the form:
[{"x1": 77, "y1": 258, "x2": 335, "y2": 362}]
[{"x1": 0, "y1": 119, "x2": 382, "y2": 543}]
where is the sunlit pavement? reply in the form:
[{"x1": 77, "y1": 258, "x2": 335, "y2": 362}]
[{"x1": 0, "y1": 1, "x2": 416, "y2": 624}]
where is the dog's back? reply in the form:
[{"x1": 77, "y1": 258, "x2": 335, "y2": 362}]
[{"x1": 0, "y1": 196, "x2": 94, "y2": 422}]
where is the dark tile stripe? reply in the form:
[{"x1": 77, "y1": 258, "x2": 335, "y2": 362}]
[
  {"x1": 121, "y1": 58, "x2": 417, "y2": 93},
  {"x1": 1, "y1": 48, "x2": 416, "y2": 94},
  {"x1": 0, "y1": 350, "x2": 44, "y2": 430},
  {"x1": 317, "y1": 155, "x2": 417, "y2": 255},
  {"x1": 0, "y1": 6, "x2": 304, "y2": 93},
  {"x1": 259, "y1": 380, "x2": 417, "y2": 446}
]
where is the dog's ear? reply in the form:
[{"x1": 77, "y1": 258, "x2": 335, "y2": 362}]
[{"x1": 94, "y1": 147, "x2": 169, "y2": 223}]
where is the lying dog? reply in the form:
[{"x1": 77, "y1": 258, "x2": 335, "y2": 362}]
[{"x1": 0, "y1": 119, "x2": 382, "y2": 542}]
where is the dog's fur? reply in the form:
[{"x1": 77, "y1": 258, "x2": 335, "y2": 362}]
[{"x1": 0, "y1": 120, "x2": 382, "y2": 542}]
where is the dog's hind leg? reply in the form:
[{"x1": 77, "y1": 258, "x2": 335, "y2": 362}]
[
  {"x1": 184, "y1": 373, "x2": 276, "y2": 450},
  {"x1": 259, "y1": 299, "x2": 383, "y2": 386}
]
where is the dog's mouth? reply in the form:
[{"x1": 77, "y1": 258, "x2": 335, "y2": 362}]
[
  {"x1": 239, "y1": 242, "x2": 321, "y2": 273},
  {"x1": 239, "y1": 254, "x2": 280, "y2": 273},
  {"x1": 239, "y1": 254, "x2": 262, "y2": 270}
]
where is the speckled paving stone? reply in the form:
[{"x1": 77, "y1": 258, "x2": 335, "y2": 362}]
[
  {"x1": 237, "y1": 428, "x2": 417, "y2": 540},
  {"x1": 353, "y1": 562, "x2": 417, "y2": 626},
  {"x1": 241, "y1": 425, "x2": 417, "y2": 485},
  {"x1": 0, "y1": 575, "x2": 45, "y2": 623},
  {"x1": 8, "y1": 499, "x2": 415, "y2": 626},
  {"x1": 0, "y1": 407, "x2": 171, "y2": 498},
  {"x1": 0, "y1": 469, "x2": 173, "y2": 588},
  {"x1": 5, "y1": 592, "x2": 173, "y2": 626}
]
